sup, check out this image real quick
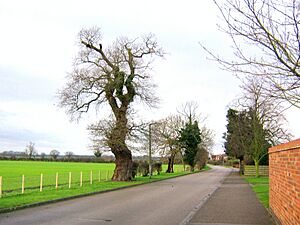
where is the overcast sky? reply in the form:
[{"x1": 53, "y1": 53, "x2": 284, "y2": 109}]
[{"x1": 0, "y1": 0, "x2": 299, "y2": 155}]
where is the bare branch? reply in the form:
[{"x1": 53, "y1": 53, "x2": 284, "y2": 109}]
[{"x1": 203, "y1": 0, "x2": 300, "y2": 107}]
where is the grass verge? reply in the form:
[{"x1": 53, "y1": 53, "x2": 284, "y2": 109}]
[
  {"x1": 0, "y1": 166, "x2": 210, "y2": 212},
  {"x1": 244, "y1": 176, "x2": 269, "y2": 208}
]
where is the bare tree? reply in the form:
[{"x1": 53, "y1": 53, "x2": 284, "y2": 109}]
[
  {"x1": 59, "y1": 27, "x2": 164, "y2": 181},
  {"x1": 199, "y1": 126, "x2": 215, "y2": 154},
  {"x1": 65, "y1": 151, "x2": 74, "y2": 160},
  {"x1": 238, "y1": 77, "x2": 292, "y2": 145},
  {"x1": 202, "y1": 0, "x2": 300, "y2": 107},
  {"x1": 24, "y1": 141, "x2": 37, "y2": 159},
  {"x1": 195, "y1": 126, "x2": 214, "y2": 170},
  {"x1": 50, "y1": 149, "x2": 60, "y2": 160},
  {"x1": 155, "y1": 115, "x2": 184, "y2": 173},
  {"x1": 177, "y1": 101, "x2": 200, "y2": 123}
]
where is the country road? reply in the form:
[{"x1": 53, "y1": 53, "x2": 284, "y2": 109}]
[{"x1": 0, "y1": 166, "x2": 231, "y2": 225}]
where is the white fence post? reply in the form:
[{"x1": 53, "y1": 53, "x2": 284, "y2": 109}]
[
  {"x1": 22, "y1": 175, "x2": 25, "y2": 194},
  {"x1": 98, "y1": 170, "x2": 101, "y2": 182},
  {"x1": 69, "y1": 172, "x2": 72, "y2": 188},
  {"x1": 0, "y1": 176, "x2": 2, "y2": 198},
  {"x1": 56, "y1": 172, "x2": 58, "y2": 190},
  {"x1": 40, "y1": 173, "x2": 43, "y2": 192},
  {"x1": 80, "y1": 171, "x2": 83, "y2": 187},
  {"x1": 90, "y1": 171, "x2": 93, "y2": 185}
]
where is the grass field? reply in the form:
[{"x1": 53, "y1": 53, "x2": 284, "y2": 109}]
[
  {"x1": 0, "y1": 161, "x2": 116, "y2": 178},
  {"x1": 0, "y1": 160, "x2": 184, "y2": 178},
  {"x1": 244, "y1": 176, "x2": 269, "y2": 208},
  {"x1": 0, "y1": 161, "x2": 118, "y2": 195},
  {"x1": 0, "y1": 161, "x2": 206, "y2": 211}
]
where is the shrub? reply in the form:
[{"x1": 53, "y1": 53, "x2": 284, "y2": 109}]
[
  {"x1": 152, "y1": 162, "x2": 162, "y2": 175},
  {"x1": 138, "y1": 161, "x2": 149, "y2": 177}
]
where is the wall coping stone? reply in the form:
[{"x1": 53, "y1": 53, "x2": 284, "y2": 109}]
[{"x1": 269, "y1": 138, "x2": 300, "y2": 154}]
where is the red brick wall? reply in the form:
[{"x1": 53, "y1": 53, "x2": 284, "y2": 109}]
[{"x1": 269, "y1": 139, "x2": 300, "y2": 225}]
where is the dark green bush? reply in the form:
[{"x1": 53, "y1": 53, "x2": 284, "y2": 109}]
[
  {"x1": 152, "y1": 161, "x2": 162, "y2": 175},
  {"x1": 138, "y1": 161, "x2": 149, "y2": 177}
]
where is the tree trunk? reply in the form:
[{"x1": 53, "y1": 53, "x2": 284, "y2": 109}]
[
  {"x1": 109, "y1": 109, "x2": 133, "y2": 181},
  {"x1": 254, "y1": 160, "x2": 260, "y2": 178},
  {"x1": 166, "y1": 153, "x2": 175, "y2": 173},
  {"x1": 112, "y1": 149, "x2": 133, "y2": 181},
  {"x1": 239, "y1": 156, "x2": 244, "y2": 175}
]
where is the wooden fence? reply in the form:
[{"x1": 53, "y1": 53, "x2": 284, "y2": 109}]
[
  {"x1": 244, "y1": 165, "x2": 269, "y2": 176},
  {"x1": 0, "y1": 170, "x2": 113, "y2": 198}
]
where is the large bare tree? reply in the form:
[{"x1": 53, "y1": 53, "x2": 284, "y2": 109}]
[
  {"x1": 59, "y1": 27, "x2": 164, "y2": 181},
  {"x1": 203, "y1": 0, "x2": 300, "y2": 107}
]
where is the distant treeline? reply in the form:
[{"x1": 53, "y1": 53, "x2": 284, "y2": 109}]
[
  {"x1": 0, "y1": 151, "x2": 164, "y2": 163},
  {"x1": 0, "y1": 151, "x2": 113, "y2": 163}
]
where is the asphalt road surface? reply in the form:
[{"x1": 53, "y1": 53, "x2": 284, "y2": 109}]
[{"x1": 0, "y1": 166, "x2": 230, "y2": 225}]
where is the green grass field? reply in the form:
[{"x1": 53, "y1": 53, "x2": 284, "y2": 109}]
[
  {"x1": 244, "y1": 176, "x2": 269, "y2": 208},
  {"x1": 0, "y1": 160, "x2": 185, "y2": 178},
  {"x1": 0, "y1": 160, "x2": 203, "y2": 211},
  {"x1": 0, "y1": 161, "x2": 116, "y2": 178},
  {"x1": 0, "y1": 161, "x2": 117, "y2": 194}
]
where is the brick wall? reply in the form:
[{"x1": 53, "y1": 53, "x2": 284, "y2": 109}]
[
  {"x1": 244, "y1": 165, "x2": 269, "y2": 176},
  {"x1": 269, "y1": 139, "x2": 300, "y2": 225}
]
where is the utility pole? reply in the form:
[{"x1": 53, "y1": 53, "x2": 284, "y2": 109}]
[{"x1": 149, "y1": 123, "x2": 153, "y2": 178}]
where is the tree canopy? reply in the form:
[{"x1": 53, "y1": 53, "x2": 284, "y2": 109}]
[{"x1": 59, "y1": 27, "x2": 164, "y2": 181}]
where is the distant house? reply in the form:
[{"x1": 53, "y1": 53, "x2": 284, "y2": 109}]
[{"x1": 210, "y1": 154, "x2": 228, "y2": 161}]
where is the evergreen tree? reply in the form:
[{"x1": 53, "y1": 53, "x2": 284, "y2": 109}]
[
  {"x1": 223, "y1": 108, "x2": 252, "y2": 173},
  {"x1": 224, "y1": 108, "x2": 271, "y2": 176},
  {"x1": 178, "y1": 121, "x2": 201, "y2": 171}
]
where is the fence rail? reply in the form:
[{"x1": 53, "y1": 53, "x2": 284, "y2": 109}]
[{"x1": 244, "y1": 165, "x2": 269, "y2": 176}]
